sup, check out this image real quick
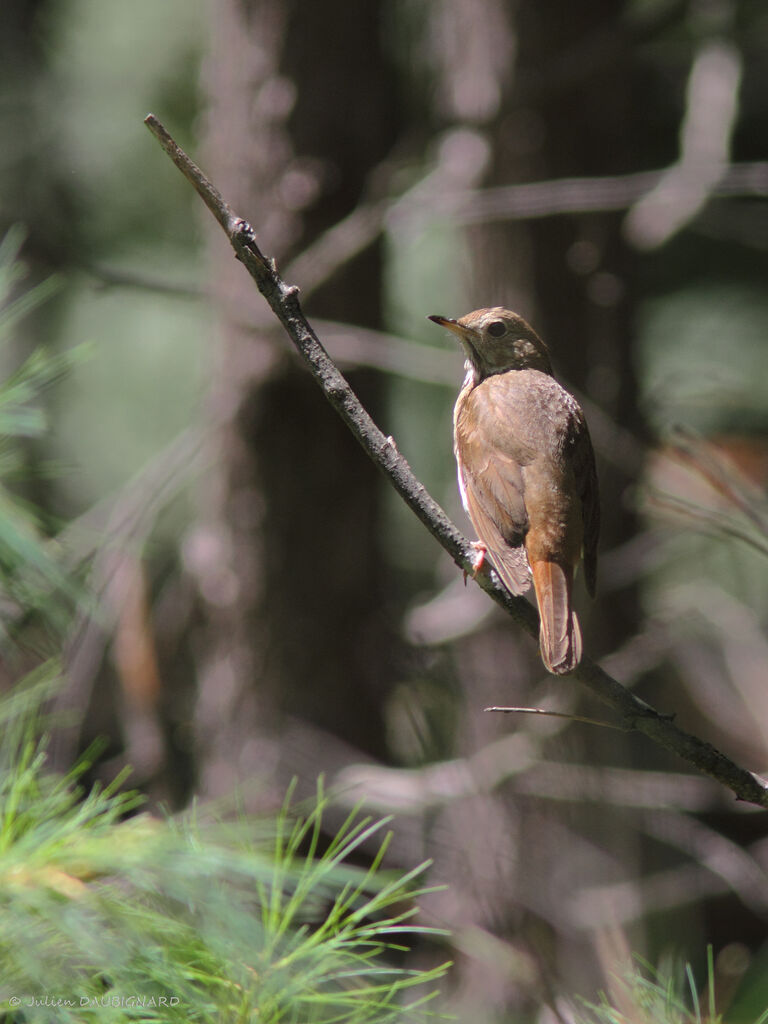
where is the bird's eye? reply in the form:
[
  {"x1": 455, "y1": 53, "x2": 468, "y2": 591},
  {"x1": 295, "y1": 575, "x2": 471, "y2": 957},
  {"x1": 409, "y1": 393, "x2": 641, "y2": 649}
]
[{"x1": 487, "y1": 321, "x2": 506, "y2": 338}]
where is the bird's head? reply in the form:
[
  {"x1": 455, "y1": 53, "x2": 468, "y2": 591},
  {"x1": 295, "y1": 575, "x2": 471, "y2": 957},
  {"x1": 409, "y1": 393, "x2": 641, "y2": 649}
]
[{"x1": 429, "y1": 307, "x2": 552, "y2": 381}]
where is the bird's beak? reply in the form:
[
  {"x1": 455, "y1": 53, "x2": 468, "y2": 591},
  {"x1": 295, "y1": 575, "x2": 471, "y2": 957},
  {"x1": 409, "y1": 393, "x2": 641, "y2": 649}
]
[
  {"x1": 428, "y1": 314, "x2": 474, "y2": 344},
  {"x1": 428, "y1": 314, "x2": 480, "y2": 358},
  {"x1": 428, "y1": 314, "x2": 462, "y2": 335}
]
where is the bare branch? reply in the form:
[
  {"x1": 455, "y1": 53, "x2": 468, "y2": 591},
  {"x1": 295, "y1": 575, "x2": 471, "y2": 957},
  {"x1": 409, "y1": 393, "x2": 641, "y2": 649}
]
[
  {"x1": 333, "y1": 719, "x2": 734, "y2": 816},
  {"x1": 84, "y1": 158, "x2": 768, "y2": 304},
  {"x1": 449, "y1": 161, "x2": 768, "y2": 227},
  {"x1": 571, "y1": 825, "x2": 768, "y2": 929},
  {"x1": 624, "y1": 39, "x2": 743, "y2": 249},
  {"x1": 144, "y1": 113, "x2": 768, "y2": 810},
  {"x1": 52, "y1": 425, "x2": 206, "y2": 769},
  {"x1": 668, "y1": 426, "x2": 768, "y2": 535},
  {"x1": 285, "y1": 202, "x2": 387, "y2": 299},
  {"x1": 484, "y1": 706, "x2": 626, "y2": 731}
]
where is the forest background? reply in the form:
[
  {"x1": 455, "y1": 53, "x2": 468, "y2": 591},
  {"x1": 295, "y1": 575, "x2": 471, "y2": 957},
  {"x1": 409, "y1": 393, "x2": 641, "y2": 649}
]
[{"x1": 2, "y1": 0, "x2": 768, "y2": 1019}]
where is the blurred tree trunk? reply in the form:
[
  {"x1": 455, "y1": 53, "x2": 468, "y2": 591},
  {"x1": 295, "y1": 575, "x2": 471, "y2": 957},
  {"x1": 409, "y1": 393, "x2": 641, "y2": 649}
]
[
  {"x1": 415, "y1": 0, "x2": 651, "y2": 1012},
  {"x1": 191, "y1": 0, "x2": 402, "y2": 798},
  {"x1": 508, "y1": 1, "x2": 644, "y2": 650},
  {"x1": 0, "y1": 0, "x2": 78, "y2": 262},
  {"x1": 497, "y1": 0, "x2": 645, "y2": 997}
]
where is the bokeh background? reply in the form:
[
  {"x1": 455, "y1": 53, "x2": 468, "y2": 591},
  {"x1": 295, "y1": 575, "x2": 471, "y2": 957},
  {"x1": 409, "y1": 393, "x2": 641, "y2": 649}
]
[{"x1": 3, "y1": 0, "x2": 768, "y2": 1018}]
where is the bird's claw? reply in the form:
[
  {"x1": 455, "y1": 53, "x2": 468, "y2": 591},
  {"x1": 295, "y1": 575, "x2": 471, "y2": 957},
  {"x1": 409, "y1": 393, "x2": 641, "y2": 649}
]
[{"x1": 463, "y1": 542, "x2": 487, "y2": 585}]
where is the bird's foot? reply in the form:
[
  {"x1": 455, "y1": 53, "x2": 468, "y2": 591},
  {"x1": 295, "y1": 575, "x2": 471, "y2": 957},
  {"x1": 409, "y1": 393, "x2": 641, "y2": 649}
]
[{"x1": 463, "y1": 542, "x2": 487, "y2": 585}]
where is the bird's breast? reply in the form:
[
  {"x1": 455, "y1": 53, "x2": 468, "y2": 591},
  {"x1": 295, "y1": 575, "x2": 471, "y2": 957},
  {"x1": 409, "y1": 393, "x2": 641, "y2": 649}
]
[{"x1": 455, "y1": 369, "x2": 580, "y2": 465}]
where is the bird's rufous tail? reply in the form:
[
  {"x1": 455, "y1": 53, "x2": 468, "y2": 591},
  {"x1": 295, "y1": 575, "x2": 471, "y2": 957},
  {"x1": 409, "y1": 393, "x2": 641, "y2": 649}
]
[{"x1": 530, "y1": 561, "x2": 582, "y2": 674}]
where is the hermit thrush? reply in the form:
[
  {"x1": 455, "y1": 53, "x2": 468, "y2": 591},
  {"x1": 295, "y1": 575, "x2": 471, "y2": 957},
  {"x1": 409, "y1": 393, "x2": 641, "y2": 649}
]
[{"x1": 429, "y1": 308, "x2": 599, "y2": 674}]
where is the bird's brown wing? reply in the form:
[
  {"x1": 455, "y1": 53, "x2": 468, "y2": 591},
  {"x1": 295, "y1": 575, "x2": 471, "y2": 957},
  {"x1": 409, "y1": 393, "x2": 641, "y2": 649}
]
[
  {"x1": 456, "y1": 408, "x2": 532, "y2": 596},
  {"x1": 569, "y1": 412, "x2": 599, "y2": 596}
]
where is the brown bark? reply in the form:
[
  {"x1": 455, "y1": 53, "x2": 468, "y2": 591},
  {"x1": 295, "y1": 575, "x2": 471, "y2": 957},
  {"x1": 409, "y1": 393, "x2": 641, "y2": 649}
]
[
  {"x1": 192, "y1": 0, "x2": 402, "y2": 796},
  {"x1": 413, "y1": 0, "x2": 649, "y2": 1008}
]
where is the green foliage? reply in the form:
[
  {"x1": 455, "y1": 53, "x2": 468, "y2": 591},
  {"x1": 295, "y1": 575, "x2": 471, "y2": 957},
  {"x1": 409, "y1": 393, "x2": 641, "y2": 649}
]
[
  {"x1": 637, "y1": 282, "x2": 768, "y2": 438},
  {"x1": 723, "y1": 944, "x2": 768, "y2": 1024},
  {"x1": 0, "y1": 228, "x2": 88, "y2": 640},
  {"x1": 0, "y1": 676, "x2": 449, "y2": 1023},
  {"x1": 578, "y1": 951, "x2": 768, "y2": 1024}
]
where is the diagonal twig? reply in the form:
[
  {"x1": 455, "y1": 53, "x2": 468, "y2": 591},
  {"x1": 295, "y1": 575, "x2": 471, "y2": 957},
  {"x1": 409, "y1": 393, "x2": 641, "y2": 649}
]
[{"x1": 144, "y1": 113, "x2": 768, "y2": 810}]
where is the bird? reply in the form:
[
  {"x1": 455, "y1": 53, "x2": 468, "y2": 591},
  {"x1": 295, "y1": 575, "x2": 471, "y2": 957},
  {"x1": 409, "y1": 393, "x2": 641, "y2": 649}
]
[{"x1": 429, "y1": 307, "x2": 599, "y2": 674}]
